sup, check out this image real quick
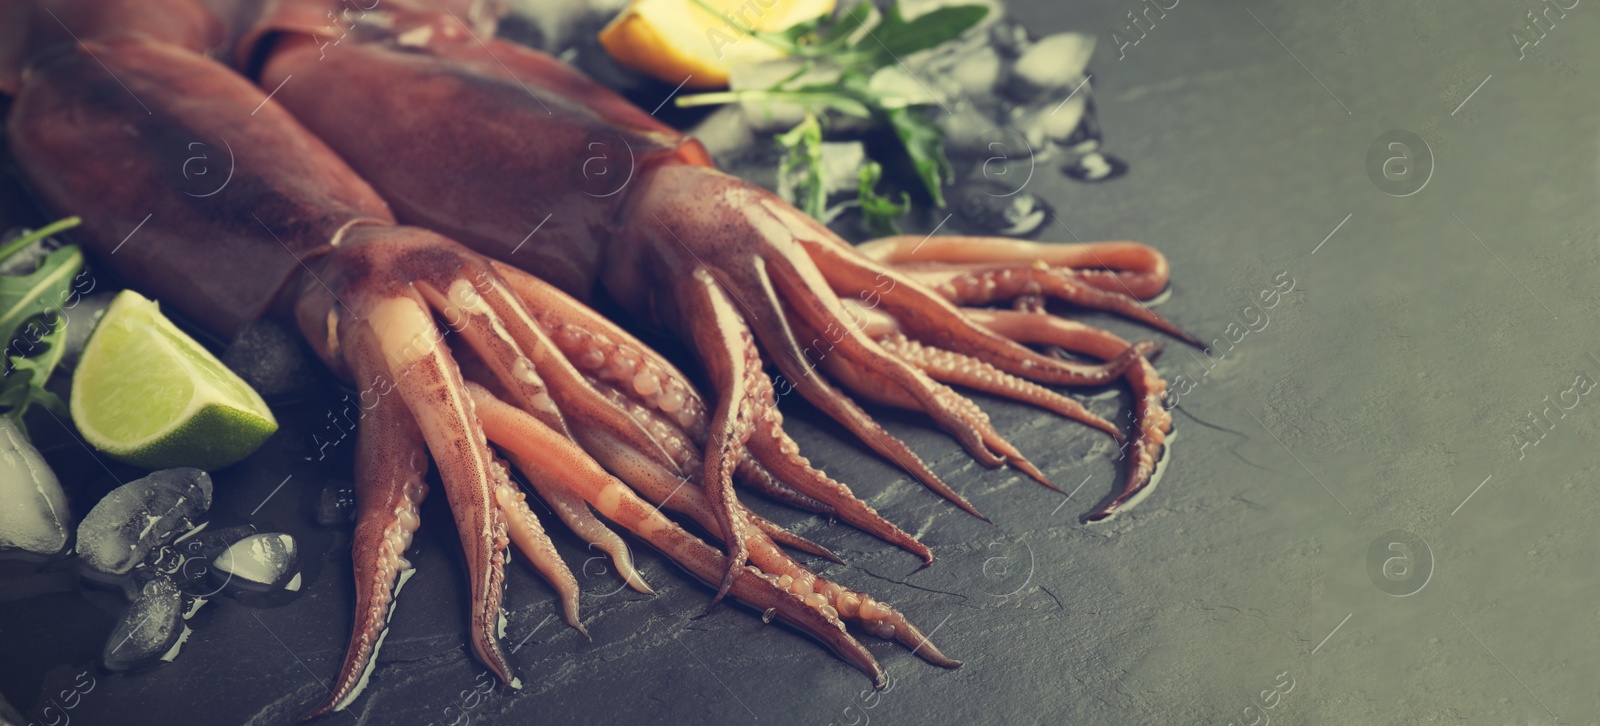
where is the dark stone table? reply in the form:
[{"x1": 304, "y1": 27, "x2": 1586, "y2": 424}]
[{"x1": 5, "y1": 0, "x2": 1599, "y2": 723}]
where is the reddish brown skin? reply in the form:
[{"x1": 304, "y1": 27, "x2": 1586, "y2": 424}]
[
  {"x1": 254, "y1": 22, "x2": 698, "y2": 303},
  {"x1": 1, "y1": 0, "x2": 969, "y2": 718},
  {"x1": 238, "y1": 0, "x2": 1192, "y2": 528},
  {"x1": 4, "y1": 0, "x2": 1194, "y2": 718},
  {"x1": 5, "y1": 7, "x2": 391, "y2": 335}
]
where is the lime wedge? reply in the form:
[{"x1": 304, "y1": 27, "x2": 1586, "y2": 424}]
[{"x1": 71, "y1": 290, "x2": 277, "y2": 470}]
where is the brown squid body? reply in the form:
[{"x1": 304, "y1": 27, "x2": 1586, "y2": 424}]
[{"x1": 2, "y1": 0, "x2": 970, "y2": 718}]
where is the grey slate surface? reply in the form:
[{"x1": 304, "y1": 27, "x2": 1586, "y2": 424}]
[{"x1": 5, "y1": 0, "x2": 1600, "y2": 723}]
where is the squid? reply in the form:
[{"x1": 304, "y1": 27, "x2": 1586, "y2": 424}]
[
  {"x1": 0, "y1": 0, "x2": 1193, "y2": 719},
  {"x1": 239, "y1": 0, "x2": 1191, "y2": 564}
]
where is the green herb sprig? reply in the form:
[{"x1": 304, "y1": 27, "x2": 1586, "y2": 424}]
[
  {"x1": 0, "y1": 216, "x2": 85, "y2": 436},
  {"x1": 680, "y1": 0, "x2": 989, "y2": 228}
]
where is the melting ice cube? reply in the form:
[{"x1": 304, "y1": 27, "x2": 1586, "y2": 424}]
[
  {"x1": 102, "y1": 576, "x2": 185, "y2": 671},
  {"x1": 77, "y1": 468, "x2": 212, "y2": 575},
  {"x1": 0, "y1": 420, "x2": 71, "y2": 555},
  {"x1": 213, "y1": 532, "x2": 299, "y2": 591}
]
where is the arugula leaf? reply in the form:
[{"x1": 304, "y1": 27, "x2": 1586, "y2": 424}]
[
  {"x1": 776, "y1": 113, "x2": 827, "y2": 219},
  {"x1": 0, "y1": 216, "x2": 79, "y2": 263},
  {"x1": 677, "y1": 0, "x2": 989, "y2": 222},
  {"x1": 1, "y1": 243, "x2": 83, "y2": 353},
  {"x1": 0, "y1": 216, "x2": 84, "y2": 437},
  {"x1": 862, "y1": 3, "x2": 989, "y2": 66},
  {"x1": 680, "y1": 87, "x2": 874, "y2": 118},
  {"x1": 0, "y1": 316, "x2": 69, "y2": 435},
  {"x1": 886, "y1": 106, "x2": 953, "y2": 206},
  {"x1": 817, "y1": 2, "x2": 877, "y2": 49},
  {"x1": 857, "y1": 161, "x2": 910, "y2": 237}
]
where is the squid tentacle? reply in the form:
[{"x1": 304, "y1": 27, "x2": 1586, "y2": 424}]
[
  {"x1": 746, "y1": 511, "x2": 843, "y2": 564},
  {"x1": 731, "y1": 255, "x2": 988, "y2": 519},
  {"x1": 800, "y1": 233, "x2": 1143, "y2": 385},
  {"x1": 559, "y1": 371, "x2": 843, "y2": 560},
  {"x1": 775, "y1": 284, "x2": 1052, "y2": 487},
  {"x1": 409, "y1": 260, "x2": 597, "y2": 635},
  {"x1": 740, "y1": 534, "x2": 960, "y2": 668},
  {"x1": 874, "y1": 332, "x2": 1123, "y2": 443},
  {"x1": 765, "y1": 252, "x2": 1013, "y2": 462},
  {"x1": 489, "y1": 458, "x2": 588, "y2": 637},
  {"x1": 746, "y1": 372, "x2": 934, "y2": 564},
  {"x1": 507, "y1": 449, "x2": 653, "y2": 595},
  {"x1": 476, "y1": 265, "x2": 694, "y2": 478},
  {"x1": 413, "y1": 277, "x2": 572, "y2": 439},
  {"x1": 355, "y1": 286, "x2": 517, "y2": 690},
  {"x1": 854, "y1": 236, "x2": 1173, "y2": 300},
  {"x1": 678, "y1": 268, "x2": 764, "y2": 609},
  {"x1": 305, "y1": 324, "x2": 430, "y2": 720},
  {"x1": 735, "y1": 455, "x2": 836, "y2": 515},
  {"x1": 907, "y1": 264, "x2": 1201, "y2": 346},
  {"x1": 467, "y1": 384, "x2": 935, "y2": 686},
  {"x1": 964, "y1": 309, "x2": 1172, "y2": 521},
  {"x1": 515, "y1": 263, "x2": 925, "y2": 558}
]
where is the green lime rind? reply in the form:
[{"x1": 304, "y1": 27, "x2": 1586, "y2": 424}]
[{"x1": 90, "y1": 402, "x2": 277, "y2": 471}]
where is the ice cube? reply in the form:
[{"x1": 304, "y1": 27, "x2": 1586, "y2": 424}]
[
  {"x1": 1011, "y1": 91, "x2": 1086, "y2": 151},
  {"x1": 951, "y1": 179, "x2": 1054, "y2": 238},
  {"x1": 939, "y1": 104, "x2": 1021, "y2": 161},
  {"x1": 989, "y1": 19, "x2": 1034, "y2": 59},
  {"x1": 687, "y1": 106, "x2": 759, "y2": 168},
  {"x1": 76, "y1": 468, "x2": 212, "y2": 576},
  {"x1": 1009, "y1": 33, "x2": 1095, "y2": 100},
  {"x1": 315, "y1": 482, "x2": 356, "y2": 526},
  {"x1": 500, "y1": 0, "x2": 606, "y2": 52},
  {"x1": 59, "y1": 291, "x2": 115, "y2": 366},
  {"x1": 135, "y1": 523, "x2": 256, "y2": 597},
  {"x1": 213, "y1": 533, "x2": 299, "y2": 591},
  {"x1": 0, "y1": 419, "x2": 71, "y2": 555},
  {"x1": 945, "y1": 45, "x2": 1006, "y2": 98},
  {"x1": 901, "y1": 15, "x2": 1006, "y2": 100},
  {"x1": 221, "y1": 319, "x2": 318, "y2": 400},
  {"x1": 102, "y1": 576, "x2": 185, "y2": 671},
  {"x1": 0, "y1": 690, "x2": 24, "y2": 724},
  {"x1": 818, "y1": 142, "x2": 868, "y2": 199}
]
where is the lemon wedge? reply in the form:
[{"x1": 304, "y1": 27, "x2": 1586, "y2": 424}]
[{"x1": 599, "y1": 0, "x2": 835, "y2": 89}]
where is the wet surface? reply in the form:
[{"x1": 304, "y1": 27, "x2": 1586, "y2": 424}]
[{"x1": 5, "y1": 0, "x2": 1600, "y2": 723}]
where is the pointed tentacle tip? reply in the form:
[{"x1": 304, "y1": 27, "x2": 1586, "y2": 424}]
[
  {"x1": 944, "y1": 490, "x2": 989, "y2": 523},
  {"x1": 704, "y1": 566, "x2": 740, "y2": 615},
  {"x1": 1083, "y1": 507, "x2": 1119, "y2": 524},
  {"x1": 814, "y1": 545, "x2": 846, "y2": 565},
  {"x1": 491, "y1": 654, "x2": 520, "y2": 691},
  {"x1": 1013, "y1": 457, "x2": 1059, "y2": 492},
  {"x1": 906, "y1": 631, "x2": 963, "y2": 669}
]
